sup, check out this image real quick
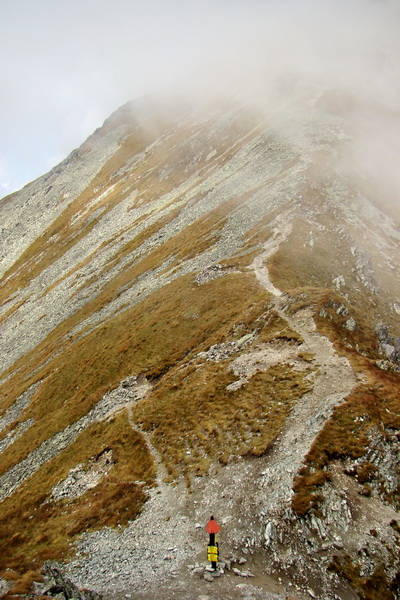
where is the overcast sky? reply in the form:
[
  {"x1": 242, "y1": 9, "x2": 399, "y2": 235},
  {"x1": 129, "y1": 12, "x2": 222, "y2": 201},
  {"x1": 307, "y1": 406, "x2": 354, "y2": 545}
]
[{"x1": 1, "y1": 0, "x2": 399, "y2": 198}]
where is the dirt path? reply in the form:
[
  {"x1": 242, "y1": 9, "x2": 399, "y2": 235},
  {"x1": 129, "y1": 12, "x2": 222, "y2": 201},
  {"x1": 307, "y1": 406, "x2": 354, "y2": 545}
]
[
  {"x1": 249, "y1": 228, "x2": 358, "y2": 516},
  {"x1": 65, "y1": 229, "x2": 358, "y2": 600},
  {"x1": 250, "y1": 223, "x2": 292, "y2": 297},
  {"x1": 127, "y1": 402, "x2": 171, "y2": 489}
]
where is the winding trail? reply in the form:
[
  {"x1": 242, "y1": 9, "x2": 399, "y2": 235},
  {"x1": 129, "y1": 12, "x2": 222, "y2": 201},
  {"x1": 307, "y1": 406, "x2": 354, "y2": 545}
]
[
  {"x1": 249, "y1": 227, "x2": 358, "y2": 517},
  {"x1": 187, "y1": 226, "x2": 359, "y2": 550},
  {"x1": 126, "y1": 402, "x2": 170, "y2": 487},
  {"x1": 64, "y1": 227, "x2": 359, "y2": 599}
]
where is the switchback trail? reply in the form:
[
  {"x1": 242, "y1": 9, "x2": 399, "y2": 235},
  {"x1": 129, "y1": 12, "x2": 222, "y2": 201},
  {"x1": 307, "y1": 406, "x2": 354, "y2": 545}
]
[
  {"x1": 249, "y1": 223, "x2": 358, "y2": 515},
  {"x1": 65, "y1": 223, "x2": 359, "y2": 600}
]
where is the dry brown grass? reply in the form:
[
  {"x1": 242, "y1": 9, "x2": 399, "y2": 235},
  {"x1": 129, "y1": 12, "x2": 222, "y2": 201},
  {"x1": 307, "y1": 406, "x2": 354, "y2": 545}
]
[
  {"x1": 2, "y1": 102, "x2": 398, "y2": 591},
  {"x1": 268, "y1": 218, "x2": 341, "y2": 292},
  {"x1": 0, "y1": 269, "x2": 268, "y2": 457},
  {"x1": 262, "y1": 217, "x2": 400, "y2": 522},
  {"x1": 0, "y1": 268, "x2": 270, "y2": 570},
  {"x1": 0, "y1": 410, "x2": 155, "y2": 572},
  {"x1": 0, "y1": 250, "x2": 316, "y2": 574},
  {"x1": 0, "y1": 127, "x2": 156, "y2": 300},
  {"x1": 328, "y1": 553, "x2": 397, "y2": 600},
  {"x1": 1, "y1": 252, "x2": 267, "y2": 456},
  {"x1": 292, "y1": 369, "x2": 400, "y2": 516},
  {"x1": 134, "y1": 362, "x2": 314, "y2": 480},
  {"x1": 132, "y1": 297, "x2": 312, "y2": 479},
  {"x1": 0, "y1": 569, "x2": 43, "y2": 599},
  {"x1": 0, "y1": 102, "x2": 262, "y2": 306}
]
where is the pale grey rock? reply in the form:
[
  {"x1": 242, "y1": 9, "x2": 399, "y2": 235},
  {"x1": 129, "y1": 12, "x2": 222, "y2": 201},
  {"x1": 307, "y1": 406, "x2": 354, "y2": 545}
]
[
  {"x1": 51, "y1": 449, "x2": 114, "y2": 501},
  {"x1": 0, "y1": 381, "x2": 40, "y2": 433},
  {"x1": 344, "y1": 317, "x2": 356, "y2": 331},
  {"x1": 0, "y1": 577, "x2": 11, "y2": 598},
  {"x1": 1, "y1": 92, "x2": 399, "y2": 600},
  {"x1": 264, "y1": 521, "x2": 276, "y2": 548},
  {"x1": 332, "y1": 275, "x2": 345, "y2": 290},
  {"x1": 0, "y1": 377, "x2": 148, "y2": 501},
  {"x1": 43, "y1": 562, "x2": 103, "y2": 600},
  {"x1": 195, "y1": 264, "x2": 224, "y2": 285},
  {"x1": 0, "y1": 121, "x2": 127, "y2": 279}
]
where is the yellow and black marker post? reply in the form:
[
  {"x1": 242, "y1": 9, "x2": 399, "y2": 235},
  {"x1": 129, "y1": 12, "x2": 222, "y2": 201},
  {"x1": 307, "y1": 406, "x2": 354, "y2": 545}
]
[
  {"x1": 206, "y1": 515, "x2": 221, "y2": 570},
  {"x1": 207, "y1": 543, "x2": 219, "y2": 568}
]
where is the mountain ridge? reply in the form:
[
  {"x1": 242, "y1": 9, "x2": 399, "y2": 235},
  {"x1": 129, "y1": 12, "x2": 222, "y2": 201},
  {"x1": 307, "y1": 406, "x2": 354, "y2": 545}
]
[{"x1": 0, "y1": 89, "x2": 399, "y2": 599}]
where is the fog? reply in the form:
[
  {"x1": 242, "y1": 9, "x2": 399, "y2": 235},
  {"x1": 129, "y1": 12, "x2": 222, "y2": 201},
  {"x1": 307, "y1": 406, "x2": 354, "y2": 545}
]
[{"x1": 1, "y1": 0, "x2": 399, "y2": 202}]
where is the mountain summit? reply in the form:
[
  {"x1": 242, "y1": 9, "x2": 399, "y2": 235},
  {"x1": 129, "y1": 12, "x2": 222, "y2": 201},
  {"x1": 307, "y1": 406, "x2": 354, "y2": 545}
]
[{"x1": 0, "y1": 89, "x2": 399, "y2": 600}]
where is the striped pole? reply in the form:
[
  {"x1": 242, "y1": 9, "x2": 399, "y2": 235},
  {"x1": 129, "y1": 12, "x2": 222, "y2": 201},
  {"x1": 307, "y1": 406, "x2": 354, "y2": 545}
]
[{"x1": 206, "y1": 515, "x2": 220, "y2": 570}]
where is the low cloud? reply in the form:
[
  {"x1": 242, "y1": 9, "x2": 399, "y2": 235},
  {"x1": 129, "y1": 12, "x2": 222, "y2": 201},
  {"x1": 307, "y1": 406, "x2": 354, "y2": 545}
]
[{"x1": 1, "y1": 0, "x2": 399, "y2": 202}]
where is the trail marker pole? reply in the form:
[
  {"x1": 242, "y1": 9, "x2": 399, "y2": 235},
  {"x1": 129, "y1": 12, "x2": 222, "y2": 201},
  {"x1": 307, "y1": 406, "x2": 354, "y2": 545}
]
[{"x1": 206, "y1": 515, "x2": 220, "y2": 570}]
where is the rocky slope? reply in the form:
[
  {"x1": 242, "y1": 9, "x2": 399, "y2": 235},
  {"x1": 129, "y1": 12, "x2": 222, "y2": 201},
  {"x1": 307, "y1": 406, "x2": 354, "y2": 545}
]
[{"x1": 0, "y1": 88, "x2": 399, "y2": 600}]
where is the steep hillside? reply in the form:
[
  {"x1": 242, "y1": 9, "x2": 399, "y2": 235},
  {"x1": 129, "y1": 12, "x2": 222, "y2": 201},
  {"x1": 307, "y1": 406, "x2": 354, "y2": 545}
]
[{"x1": 0, "y1": 90, "x2": 399, "y2": 600}]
